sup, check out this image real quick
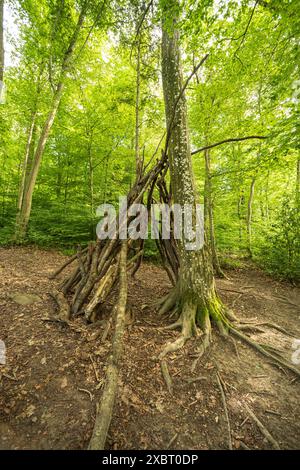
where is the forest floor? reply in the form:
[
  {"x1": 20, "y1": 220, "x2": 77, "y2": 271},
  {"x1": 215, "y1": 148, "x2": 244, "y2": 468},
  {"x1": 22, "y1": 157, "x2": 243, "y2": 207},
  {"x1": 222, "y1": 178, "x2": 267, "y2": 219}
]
[{"x1": 0, "y1": 246, "x2": 299, "y2": 450}]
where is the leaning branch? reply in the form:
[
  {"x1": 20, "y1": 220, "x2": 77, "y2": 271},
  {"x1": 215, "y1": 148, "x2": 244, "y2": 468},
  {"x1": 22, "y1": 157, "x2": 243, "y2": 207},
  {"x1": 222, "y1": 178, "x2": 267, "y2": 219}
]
[
  {"x1": 88, "y1": 241, "x2": 128, "y2": 450},
  {"x1": 191, "y1": 135, "x2": 268, "y2": 155}
]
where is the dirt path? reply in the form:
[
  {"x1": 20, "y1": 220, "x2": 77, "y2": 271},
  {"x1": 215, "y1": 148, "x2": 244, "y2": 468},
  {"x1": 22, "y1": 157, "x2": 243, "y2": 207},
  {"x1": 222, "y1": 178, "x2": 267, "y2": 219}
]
[{"x1": 0, "y1": 247, "x2": 299, "y2": 450}]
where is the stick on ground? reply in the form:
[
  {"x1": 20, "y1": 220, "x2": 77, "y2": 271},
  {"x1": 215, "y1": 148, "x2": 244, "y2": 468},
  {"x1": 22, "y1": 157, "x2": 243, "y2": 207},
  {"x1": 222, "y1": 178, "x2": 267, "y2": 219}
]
[
  {"x1": 88, "y1": 241, "x2": 128, "y2": 450},
  {"x1": 243, "y1": 402, "x2": 280, "y2": 450}
]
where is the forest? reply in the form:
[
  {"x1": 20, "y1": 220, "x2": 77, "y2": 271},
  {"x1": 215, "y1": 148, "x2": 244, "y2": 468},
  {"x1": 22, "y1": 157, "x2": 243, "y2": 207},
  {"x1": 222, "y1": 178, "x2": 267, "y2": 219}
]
[{"x1": 0, "y1": 0, "x2": 299, "y2": 453}]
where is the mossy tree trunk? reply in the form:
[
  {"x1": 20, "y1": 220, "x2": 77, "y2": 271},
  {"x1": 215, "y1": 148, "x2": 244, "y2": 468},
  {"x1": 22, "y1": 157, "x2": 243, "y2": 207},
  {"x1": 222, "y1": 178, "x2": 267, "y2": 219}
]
[{"x1": 160, "y1": 0, "x2": 229, "y2": 347}]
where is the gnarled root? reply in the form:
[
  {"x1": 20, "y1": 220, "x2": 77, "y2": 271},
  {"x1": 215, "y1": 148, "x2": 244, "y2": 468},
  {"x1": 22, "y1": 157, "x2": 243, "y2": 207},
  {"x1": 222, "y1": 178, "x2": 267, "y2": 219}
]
[
  {"x1": 157, "y1": 288, "x2": 233, "y2": 392},
  {"x1": 158, "y1": 287, "x2": 231, "y2": 360},
  {"x1": 159, "y1": 299, "x2": 198, "y2": 360},
  {"x1": 229, "y1": 326, "x2": 300, "y2": 378}
]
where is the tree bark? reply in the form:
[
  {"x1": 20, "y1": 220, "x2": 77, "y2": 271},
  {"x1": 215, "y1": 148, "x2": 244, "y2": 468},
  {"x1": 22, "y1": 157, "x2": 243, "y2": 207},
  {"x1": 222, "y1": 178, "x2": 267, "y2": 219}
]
[
  {"x1": 15, "y1": 66, "x2": 43, "y2": 228},
  {"x1": 88, "y1": 242, "x2": 128, "y2": 450},
  {"x1": 87, "y1": 131, "x2": 94, "y2": 217},
  {"x1": 160, "y1": 0, "x2": 228, "y2": 343},
  {"x1": 17, "y1": 113, "x2": 37, "y2": 212},
  {"x1": 14, "y1": 2, "x2": 89, "y2": 242}
]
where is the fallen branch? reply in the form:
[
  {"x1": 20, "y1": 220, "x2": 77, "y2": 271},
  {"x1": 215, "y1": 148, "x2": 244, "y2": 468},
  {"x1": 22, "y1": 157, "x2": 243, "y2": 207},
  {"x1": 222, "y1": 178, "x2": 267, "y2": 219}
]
[
  {"x1": 166, "y1": 432, "x2": 178, "y2": 449},
  {"x1": 243, "y1": 402, "x2": 280, "y2": 450},
  {"x1": 49, "y1": 248, "x2": 88, "y2": 279},
  {"x1": 216, "y1": 372, "x2": 232, "y2": 450},
  {"x1": 230, "y1": 327, "x2": 300, "y2": 378},
  {"x1": 88, "y1": 241, "x2": 128, "y2": 450}
]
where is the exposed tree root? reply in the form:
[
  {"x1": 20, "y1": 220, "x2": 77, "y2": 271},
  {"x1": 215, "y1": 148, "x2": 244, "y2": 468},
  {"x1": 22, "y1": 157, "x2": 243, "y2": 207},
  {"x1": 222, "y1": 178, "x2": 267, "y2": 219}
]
[
  {"x1": 229, "y1": 337, "x2": 241, "y2": 360},
  {"x1": 157, "y1": 284, "x2": 300, "y2": 391},
  {"x1": 160, "y1": 319, "x2": 182, "y2": 331},
  {"x1": 159, "y1": 300, "x2": 198, "y2": 360},
  {"x1": 229, "y1": 326, "x2": 300, "y2": 378},
  {"x1": 235, "y1": 320, "x2": 294, "y2": 338}
]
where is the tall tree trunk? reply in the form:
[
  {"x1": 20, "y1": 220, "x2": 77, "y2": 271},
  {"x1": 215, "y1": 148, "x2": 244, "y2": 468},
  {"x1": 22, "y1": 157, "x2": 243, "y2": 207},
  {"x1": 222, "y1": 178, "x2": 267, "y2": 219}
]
[
  {"x1": 56, "y1": 155, "x2": 62, "y2": 199},
  {"x1": 246, "y1": 85, "x2": 262, "y2": 257},
  {"x1": 14, "y1": 2, "x2": 89, "y2": 242},
  {"x1": 160, "y1": 0, "x2": 229, "y2": 348},
  {"x1": 237, "y1": 191, "x2": 244, "y2": 244},
  {"x1": 265, "y1": 170, "x2": 269, "y2": 220},
  {"x1": 15, "y1": 66, "x2": 43, "y2": 229},
  {"x1": 0, "y1": 0, "x2": 4, "y2": 102},
  {"x1": 204, "y1": 148, "x2": 225, "y2": 277},
  {"x1": 246, "y1": 176, "x2": 256, "y2": 257},
  {"x1": 16, "y1": 112, "x2": 37, "y2": 211},
  {"x1": 87, "y1": 131, "x2": 94, "y2": 216},
  {"x1": 134, "y1": 35, "x2": 143, "y2": 180}
]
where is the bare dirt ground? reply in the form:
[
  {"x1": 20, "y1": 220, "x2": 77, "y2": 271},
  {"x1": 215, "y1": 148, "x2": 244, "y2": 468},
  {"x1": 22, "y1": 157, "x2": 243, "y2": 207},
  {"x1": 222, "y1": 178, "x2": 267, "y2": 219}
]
[{"x1": 0, "y1": 246, "x2": 299, "y2": 450}]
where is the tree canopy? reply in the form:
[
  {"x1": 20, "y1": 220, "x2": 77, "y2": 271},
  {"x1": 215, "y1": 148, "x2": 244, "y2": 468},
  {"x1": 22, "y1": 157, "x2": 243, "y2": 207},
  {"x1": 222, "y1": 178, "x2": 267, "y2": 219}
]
[{"x1": 0, "y1": 0, "x2": 299, "y2": 279}]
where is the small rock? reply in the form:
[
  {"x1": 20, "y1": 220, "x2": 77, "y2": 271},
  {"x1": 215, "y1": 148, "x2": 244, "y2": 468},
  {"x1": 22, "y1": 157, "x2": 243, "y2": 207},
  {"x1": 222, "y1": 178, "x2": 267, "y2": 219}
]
[{"x1": 9, "y1": 292, "x2": 41, "y2": 305}]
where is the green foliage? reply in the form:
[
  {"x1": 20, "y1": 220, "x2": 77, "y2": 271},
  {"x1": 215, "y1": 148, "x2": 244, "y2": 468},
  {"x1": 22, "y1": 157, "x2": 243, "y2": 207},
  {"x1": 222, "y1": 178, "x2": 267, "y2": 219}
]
[
  {"x1": 258, "y1": 201, "x2": 300, "y2": 281},
  {"x1": 0, "y1": 0, "x2": 299, "y2": 281}
]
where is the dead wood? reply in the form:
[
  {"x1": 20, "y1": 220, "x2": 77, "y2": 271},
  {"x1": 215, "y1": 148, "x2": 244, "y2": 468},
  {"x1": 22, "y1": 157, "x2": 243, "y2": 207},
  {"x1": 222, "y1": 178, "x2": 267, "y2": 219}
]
[{"x1": 88, "y1": 241, "x2": 128, "y2": 450}]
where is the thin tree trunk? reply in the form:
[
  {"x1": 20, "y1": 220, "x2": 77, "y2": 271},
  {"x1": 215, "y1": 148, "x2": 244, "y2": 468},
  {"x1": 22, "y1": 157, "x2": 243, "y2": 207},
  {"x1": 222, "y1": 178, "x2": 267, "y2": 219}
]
[
  {"x1": 204, "y1": 148, "x2": 224, "y2": 277},
  {"x1": 87, "y1": 133, "x2": 94, "y2": 216},
  {"x1": 237, "y1": 191, "x2": 243, "y2": 244},
  {"x1": 265, "y1": 170, "x2": 269, "y2": 220},
  {"x1": 14, "y1": 2, "x2": 89, "y2": 242},
  {"x1": 16, "y1": 113, "x2": 37, "y2": 210},
  {"x1": 247, "y1": 176, "x2": 256, "y2": 257},
  {"x1": 246, "y1": 84, "x2": 262, "y2": 257},
  {"x1": 135, "y1": 36, "x2": 142, "y2": 179},
  {"x1": 16, "y1": 67, "x2": 43, "y2": 221}
]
